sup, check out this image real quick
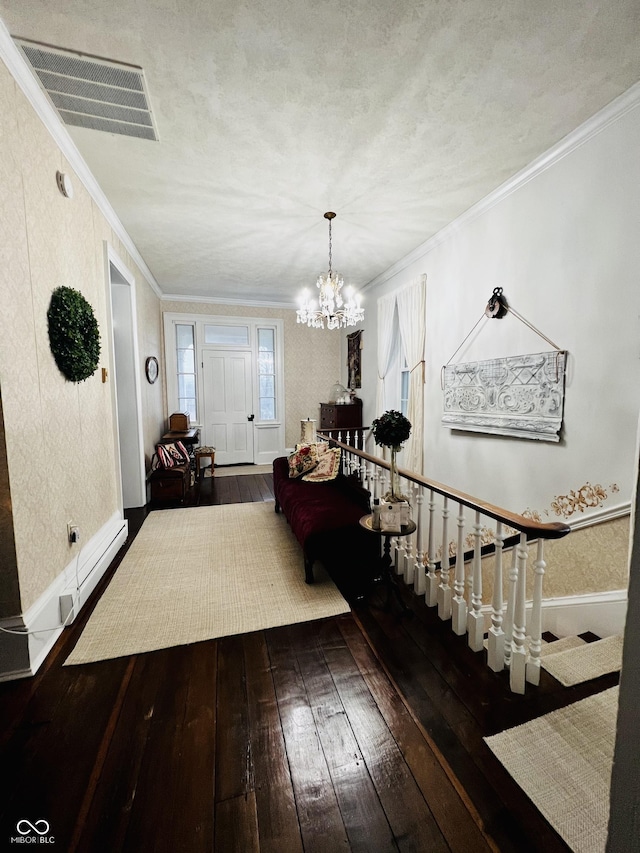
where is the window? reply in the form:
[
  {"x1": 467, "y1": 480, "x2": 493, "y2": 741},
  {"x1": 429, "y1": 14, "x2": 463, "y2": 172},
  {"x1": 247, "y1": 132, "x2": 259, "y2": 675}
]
[
  {"x1": 176, "y1": 323, "x2": 197, "y2": 422},
  {"x1": 257, "y1": 327, "x2": 276, "y2": 421},
  {"x1": 400, "y1": 356, "x2": 409, "y2": 417},
  {"x1": 204, "y1": 324, "x2": 249, "y2": 346}
]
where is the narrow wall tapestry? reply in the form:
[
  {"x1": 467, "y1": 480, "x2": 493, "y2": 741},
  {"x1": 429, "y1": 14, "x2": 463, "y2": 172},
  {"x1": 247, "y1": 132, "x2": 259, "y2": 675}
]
[
  {"x1": 347, "y1": 330, "x2": 362, "y2": 389},
  {"x1": 442, "y1": 350, "x2": 566, "y2": 442}
]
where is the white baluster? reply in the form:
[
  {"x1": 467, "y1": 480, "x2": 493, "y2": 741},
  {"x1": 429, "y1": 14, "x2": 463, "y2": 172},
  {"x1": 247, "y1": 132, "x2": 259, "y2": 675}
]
[
  {"x1": 343, "y1": 434, "x2": 351, "y2": 472},
  {"x1": 393, "y1": 535, "x2": 403, "y2": 576},
  {"x1": 399, "y1": 475, "x2": 414, "y2": 584},
  {"x1": 503, "y1": 544, "x2": 518, "y2": 668},
  {"x1": 367, "y1": 460, "x2": 377, "y2": 498},
  {"x1": 452, "y1": 503, "x2": 467, "y2": 635},
  {"x1": 526, "y1": 540, "x2": 546, "y2": 686},
  {"x1": 510, "y1": 533, "x2": 529, "y2": 694},
  {"x1": 467, "y1": 511, "x2": 484, "y2": 651},
  {"x1": 437, "y1": 497, "x2": 452, "y2": 620},
  {"x1": 404, "y1": 514, "x2": 415, "y2": 587},
  {"x1": 374, "y1": 465, "x2": 384, "y2": 498},
  {"x1": 414, "y1": 484, "x2": 426, "y2": 597},
  {"x1": 348, "y1": 443, "x2": 356, "y2": 476},
  {"x1": 487, "y1": 522, "x2": 505, "y2": 672},
  {"x1": 425, "y1": 490, "x2": 438, "y2": 606}
]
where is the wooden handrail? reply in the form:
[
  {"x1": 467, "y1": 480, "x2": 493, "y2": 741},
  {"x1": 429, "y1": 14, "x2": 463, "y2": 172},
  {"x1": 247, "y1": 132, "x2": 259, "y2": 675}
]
[{"x1": 318, "y1": 432, "x2": 571, "y2": 541}]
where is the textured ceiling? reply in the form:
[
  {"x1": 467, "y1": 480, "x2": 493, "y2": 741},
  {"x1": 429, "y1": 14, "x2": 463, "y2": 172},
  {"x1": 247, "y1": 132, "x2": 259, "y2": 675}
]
[{"x1": 2, "y1": 0, "x2": 640, "y2": 304}]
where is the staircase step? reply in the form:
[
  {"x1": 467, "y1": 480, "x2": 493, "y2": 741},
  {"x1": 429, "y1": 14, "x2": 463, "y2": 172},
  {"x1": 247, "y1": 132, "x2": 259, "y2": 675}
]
[
  {"x1": 541, "y1": 634, "x2": 623, "y2": 686},
  {"x1": 540, "y1": 635, "x2": 586, "y2": 657}
]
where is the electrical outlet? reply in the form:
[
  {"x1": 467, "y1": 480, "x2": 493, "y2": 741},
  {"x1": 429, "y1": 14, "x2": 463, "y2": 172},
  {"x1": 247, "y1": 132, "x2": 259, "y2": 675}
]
[
  {"x1": 67, "y1": 523, "x2": 80, "y2": 544},
  {"x1": 59, "y1": 594, "x2": 75, "y2": 623}
]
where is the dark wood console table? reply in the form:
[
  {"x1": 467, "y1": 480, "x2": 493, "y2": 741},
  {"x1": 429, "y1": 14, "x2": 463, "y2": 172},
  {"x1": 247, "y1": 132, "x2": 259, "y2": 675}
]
[{"x1": 160, "y1": 427, "x2": 200, "y2": 446}]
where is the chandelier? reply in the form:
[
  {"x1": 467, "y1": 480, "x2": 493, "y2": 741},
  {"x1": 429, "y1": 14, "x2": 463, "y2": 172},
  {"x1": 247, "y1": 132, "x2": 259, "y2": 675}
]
[{"x1": 296, "y1": 212, "x2": 364, "y2": 329}]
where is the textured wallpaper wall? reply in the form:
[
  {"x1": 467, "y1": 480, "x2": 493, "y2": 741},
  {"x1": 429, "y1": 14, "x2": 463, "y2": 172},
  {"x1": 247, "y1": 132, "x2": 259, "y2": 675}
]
[
  {"x1": 162, "y1": 301, "x2": 341, "y2": 448},
  {"x1": 475, "y1": 516, "x2": 631, "y2": 604},
  {"x1": 0, "y1": 393, "x2": 20, "y2": 614},
  {"x1": 0, "y1": 62, "x2": 163, "y2": 615}
]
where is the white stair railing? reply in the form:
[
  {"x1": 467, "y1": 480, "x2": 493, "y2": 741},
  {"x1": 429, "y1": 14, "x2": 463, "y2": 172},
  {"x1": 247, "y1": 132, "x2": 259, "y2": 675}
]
[{"x1": 320, "y1": 433, "x2": 571, "y2": 694}]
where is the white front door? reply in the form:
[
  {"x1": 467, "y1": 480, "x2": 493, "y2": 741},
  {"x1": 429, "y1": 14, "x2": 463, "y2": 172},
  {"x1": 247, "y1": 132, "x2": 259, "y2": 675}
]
[{"x1": 203, "y1": 350, "x2": 254, "y2": 465}]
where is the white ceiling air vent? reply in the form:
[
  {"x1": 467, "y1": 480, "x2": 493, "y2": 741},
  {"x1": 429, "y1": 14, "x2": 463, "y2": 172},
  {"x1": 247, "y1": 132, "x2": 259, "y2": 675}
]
[{"x1": 16, "y1": 40, "x2": 158, "y2": 141}]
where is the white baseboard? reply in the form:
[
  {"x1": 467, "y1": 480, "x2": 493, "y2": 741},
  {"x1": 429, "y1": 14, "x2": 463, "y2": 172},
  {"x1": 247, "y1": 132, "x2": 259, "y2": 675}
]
[
  {"x1": 481, "y1": 588, "x2": 628, "y2": 639},
  {"x1": 0, "y1": 512, "x2": 128, "y2": 682},
  {"x1": 539, "y1": 589, "x2": 628, "y2": 638}
]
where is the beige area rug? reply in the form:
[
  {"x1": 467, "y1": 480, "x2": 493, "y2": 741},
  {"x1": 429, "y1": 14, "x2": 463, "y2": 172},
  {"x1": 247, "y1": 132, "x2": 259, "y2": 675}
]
[
  {"x1": 485, "y1": 686, "x2": 618, "y2": 853},
  {"x1": 205, "y1": 464, "x2": 273, "y2": 478},
  {"x1": 542, "y1": 635, "x2": 624, "y2": 686},
  {"x1": 65, "y1": 503, "x2": 348, "y2": 665}
]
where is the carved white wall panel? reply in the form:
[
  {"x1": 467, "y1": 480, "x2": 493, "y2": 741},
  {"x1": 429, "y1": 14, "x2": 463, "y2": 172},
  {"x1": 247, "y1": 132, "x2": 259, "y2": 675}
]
[{"x1": 442, "y1": 351, "x2": 566, "y2": 441}]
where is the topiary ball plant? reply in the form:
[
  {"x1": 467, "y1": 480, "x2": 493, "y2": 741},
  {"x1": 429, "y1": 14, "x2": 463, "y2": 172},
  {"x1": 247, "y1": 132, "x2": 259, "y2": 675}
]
[
  {"x1": 371, "y1": 409, "x2": 412, "y2": 501},
  {"x1": 371, "y1": 409, "x2": 412, "y2": 451},
  {"x1": 47, "y1": 286, "x2": 101, "y2": 383}
]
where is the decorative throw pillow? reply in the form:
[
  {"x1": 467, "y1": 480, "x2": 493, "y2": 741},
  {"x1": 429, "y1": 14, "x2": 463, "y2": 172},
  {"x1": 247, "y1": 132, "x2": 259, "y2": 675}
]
[
  {"x1": 288, "y1": 444, "x2": 318, "y2": 478},
  {"x1": 302, "y1": 447, "x2": 341, "y2": 482},
  {"x1": 175, "y1": 441, "x2": 190, "y2": 463},
  {"x1": 156, "y1": 442, "x2": 189, "y2": 469},
  {"x1": 295, "y1": 440, "x2": 330, "y2": 455}
]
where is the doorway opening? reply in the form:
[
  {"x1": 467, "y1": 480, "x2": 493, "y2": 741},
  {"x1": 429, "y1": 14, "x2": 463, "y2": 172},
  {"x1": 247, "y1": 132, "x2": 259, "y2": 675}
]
[{"x1": 107, "y1": 246, "x2": 146, "y2": 508}]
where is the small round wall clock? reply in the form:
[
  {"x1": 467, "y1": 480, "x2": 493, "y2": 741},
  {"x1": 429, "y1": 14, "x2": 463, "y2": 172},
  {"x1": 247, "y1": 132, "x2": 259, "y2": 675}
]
[{"x1": 145, "y1": 356, "x2": 159, "y2": 384}]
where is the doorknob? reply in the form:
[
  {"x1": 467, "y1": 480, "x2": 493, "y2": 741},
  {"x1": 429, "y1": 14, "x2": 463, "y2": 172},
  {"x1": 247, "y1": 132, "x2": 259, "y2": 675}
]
[{"x1": 247, "y1": 414, "x2": 255, "y2": 421}]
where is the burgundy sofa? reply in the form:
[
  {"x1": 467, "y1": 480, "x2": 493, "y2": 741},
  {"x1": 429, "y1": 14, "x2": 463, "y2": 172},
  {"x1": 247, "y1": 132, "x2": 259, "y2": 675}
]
[{"x1": 272, "y1": 455, "x2": 379, "y2": 600}]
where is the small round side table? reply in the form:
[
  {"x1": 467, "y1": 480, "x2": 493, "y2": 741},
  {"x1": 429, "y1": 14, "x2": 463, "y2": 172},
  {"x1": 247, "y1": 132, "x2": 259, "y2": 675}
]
[{"x1": 359, "y1": 514, "x2": 416, "y2": 612}]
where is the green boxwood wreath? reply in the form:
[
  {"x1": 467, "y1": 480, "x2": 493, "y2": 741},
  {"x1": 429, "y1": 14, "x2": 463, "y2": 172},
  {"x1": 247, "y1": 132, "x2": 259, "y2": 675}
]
[{"x1": 47, "y1": 286, "x2": 101, "y2": 383}]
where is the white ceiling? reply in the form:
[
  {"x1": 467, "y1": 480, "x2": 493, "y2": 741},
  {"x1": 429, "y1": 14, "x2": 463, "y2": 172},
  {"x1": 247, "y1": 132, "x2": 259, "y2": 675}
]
[{"x1": 2, "y1": 0, "x2": 640, "y2": 305}]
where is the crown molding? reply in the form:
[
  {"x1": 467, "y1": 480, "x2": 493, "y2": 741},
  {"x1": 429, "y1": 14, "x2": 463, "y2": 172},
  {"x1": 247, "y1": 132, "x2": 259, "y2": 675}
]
[
  {"x1": 161, "y1": 292, "x2": 298, "y2": 310},
  {"x1": 365, "y1": 79, "x2": 640, "y2": 292},
  {"x1": 0, "y1": 20, "x2": 163, "y2": 299}
]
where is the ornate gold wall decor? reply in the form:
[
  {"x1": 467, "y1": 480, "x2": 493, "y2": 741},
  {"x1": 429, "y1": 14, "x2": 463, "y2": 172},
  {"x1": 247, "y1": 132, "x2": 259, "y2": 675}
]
[
  {"x1": 442, "y1": 350, "x2": 566, "y2": 441},
  {"x1": 551, "y1": 482, "x2": 618, "y2": 519}
]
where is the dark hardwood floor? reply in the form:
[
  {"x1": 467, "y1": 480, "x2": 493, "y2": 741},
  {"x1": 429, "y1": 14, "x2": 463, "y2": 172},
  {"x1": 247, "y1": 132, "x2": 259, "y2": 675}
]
[{"x1": 0, "y1": 470, "x2": 618, "y2": 852}]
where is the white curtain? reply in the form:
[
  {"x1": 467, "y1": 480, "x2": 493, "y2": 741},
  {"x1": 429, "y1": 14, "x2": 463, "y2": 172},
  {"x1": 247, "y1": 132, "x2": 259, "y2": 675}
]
[
  {"x1": 397, "y1": 274, "x2": 427, "y2": 474},
  {"x1": 376, "y1": 292, "x2": 398, "y2": 416}
]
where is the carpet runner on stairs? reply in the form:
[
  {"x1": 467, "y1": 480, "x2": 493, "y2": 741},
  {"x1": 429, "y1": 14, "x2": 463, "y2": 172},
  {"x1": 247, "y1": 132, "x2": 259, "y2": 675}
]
[
  {"x1": 482, "y1": 634, "x2": 623, "y2": 686},
  {"x1": 541, "y1": 634, "x2": 623, "y2": 686}
]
